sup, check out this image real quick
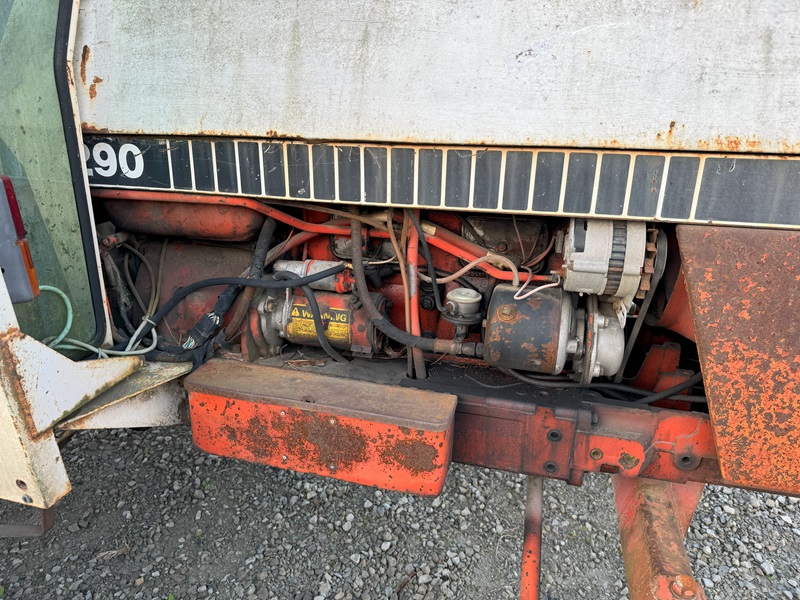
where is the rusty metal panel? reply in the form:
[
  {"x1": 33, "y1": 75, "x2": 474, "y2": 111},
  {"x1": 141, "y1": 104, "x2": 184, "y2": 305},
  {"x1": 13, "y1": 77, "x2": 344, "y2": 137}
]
[
  {"x1": 59, "y1": 362, "x2": 191, "y2": 430},
  {"x1": 74, "y1": 1, "x2": 800, "y2": 154},
  {"x1": 679, "y1": 226, "x2": 800, "y2": 494},
  {"x1": 0, "y1": 275, "x2": 135, "y2": 508},
  {"x1": 185, "y1": 360, "x2": 456, "y2": 495},
  {"x1": 613, "y1": 477, "x2": 707, "y2": 600}
]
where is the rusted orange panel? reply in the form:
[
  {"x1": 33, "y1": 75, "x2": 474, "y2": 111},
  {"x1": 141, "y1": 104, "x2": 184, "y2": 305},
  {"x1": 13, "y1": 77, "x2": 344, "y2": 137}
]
[
  {"x1": 101, "y1": 197, "x2": 266, "y2": 242},
  {"x1": 185, "y1": 360, "x2": 456, "y2": 496},
  {"x1": 655, "y1": 270, "x2": 695, "y2": 342},
  {"x1": 678, "y1": 226, "x2": 800, "y2": 494},
  {"x1": 613, "y1": 477, "x2": 706, "y2": 600}
]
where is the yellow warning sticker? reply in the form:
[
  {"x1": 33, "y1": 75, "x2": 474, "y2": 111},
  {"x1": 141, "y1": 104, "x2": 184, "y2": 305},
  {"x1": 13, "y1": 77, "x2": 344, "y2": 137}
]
[{"x1": 286, "y1": 301, "x2": 351, "y2": 345}]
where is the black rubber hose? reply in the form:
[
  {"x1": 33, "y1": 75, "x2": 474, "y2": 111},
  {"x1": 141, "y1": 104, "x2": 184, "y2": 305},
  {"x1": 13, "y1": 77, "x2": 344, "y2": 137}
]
[
  {"x1": 349, "y1": 218, "x2": 481, "y2": 357},
  {"x1": 178, "y1": 218, "x2": 279, "y2": 352},
  {"x1": 406, "y1": 210, "x2": 446, "y2": 313},
  {"x1": 121, "y1": 265, "x2": 346, "y2": 350},
  {"x1": 502, "y1": 368, "x2": 705, "y2": 403},
  {"x1": 250, "y1": 218, "x2": 277, "y2": 278},
  {"x1": 634, "y1": 371, "x2": 704, "y2": 405},
  {"x1": 274, "y1": 271, "x2": 348, "y2": 364}
]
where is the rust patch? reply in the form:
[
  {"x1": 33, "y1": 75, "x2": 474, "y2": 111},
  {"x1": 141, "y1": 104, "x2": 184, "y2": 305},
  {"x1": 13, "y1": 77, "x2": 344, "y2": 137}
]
[
  {"x1": 619, "y1": 453, "x2": 640, "y2": 470},
  {"x1": 80, "y1": 45, "x2": 90, "y2": 85},
  {"x1": 88, "y1": 76, "x2": 103, "y2": 100},
  {"x1": 679, "y1": 226, "x2": 800, "y2": 494},
  {"x1": 613, "y1": 477, "x2": 707, "y2": 600},
  {"x1": 280, "y1": 410, "x2": 369, "y2": 472},
  {"x1": 238, "y1": 417, "x2": 275, "y2": 457},
  {"x1": 381, "y1": 438, "x2": 440, "y2": 475}
]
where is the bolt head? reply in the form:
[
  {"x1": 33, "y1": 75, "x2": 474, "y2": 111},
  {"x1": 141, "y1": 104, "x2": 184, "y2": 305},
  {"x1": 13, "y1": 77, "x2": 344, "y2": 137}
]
[
  {"x1": 590, "y1": 448, "x2": 603, "y2": 460},
  {"x1": 497, "y1": 305, "x2": 516, "y2": 321},
  {"x1": 669, "y1": 575, "x2": 698, "y2": 598}
]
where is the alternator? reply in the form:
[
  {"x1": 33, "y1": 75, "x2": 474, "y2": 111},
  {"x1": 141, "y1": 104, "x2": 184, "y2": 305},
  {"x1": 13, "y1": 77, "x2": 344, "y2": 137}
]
[{"x1": 560, "y1": 219, "x2": 646, "y2": 308}]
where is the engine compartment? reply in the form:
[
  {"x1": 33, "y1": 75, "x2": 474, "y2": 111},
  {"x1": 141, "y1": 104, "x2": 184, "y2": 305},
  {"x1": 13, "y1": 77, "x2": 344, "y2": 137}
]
[{"x1": 92, "y1": 190, "x2": 699, "y2": 404}]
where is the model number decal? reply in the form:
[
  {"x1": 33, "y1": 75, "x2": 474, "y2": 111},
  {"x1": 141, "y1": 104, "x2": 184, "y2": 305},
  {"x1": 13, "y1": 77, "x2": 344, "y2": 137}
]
[
  {"x1": 83, "y1": 142, "x2": 144, "y2": 179},
  {"x1": 83, "y1": 137, "x2": 170, "y2": 188}
]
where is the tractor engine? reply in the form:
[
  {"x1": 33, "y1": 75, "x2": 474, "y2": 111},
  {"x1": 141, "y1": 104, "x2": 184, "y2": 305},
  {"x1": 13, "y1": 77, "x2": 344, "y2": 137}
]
[{"x1": 95, "y1": 191, "x2": 654, "y2": 385}]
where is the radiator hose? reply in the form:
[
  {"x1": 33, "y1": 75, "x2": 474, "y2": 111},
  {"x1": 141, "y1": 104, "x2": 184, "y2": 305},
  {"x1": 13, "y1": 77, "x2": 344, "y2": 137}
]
[{"x1": 349, "y1": 218, "x2": 482, "y2": 357}]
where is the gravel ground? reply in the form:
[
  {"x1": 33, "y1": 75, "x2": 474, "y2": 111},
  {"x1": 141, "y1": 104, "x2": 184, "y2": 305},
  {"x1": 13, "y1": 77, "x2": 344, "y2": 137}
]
[{"x1": 2, "y1": 426, "x2": 799, "y2": 599}]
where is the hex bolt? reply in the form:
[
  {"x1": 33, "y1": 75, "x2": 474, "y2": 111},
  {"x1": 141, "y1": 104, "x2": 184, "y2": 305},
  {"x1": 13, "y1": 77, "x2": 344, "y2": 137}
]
[
  {"x1": 590, "y1": 448, "x2": 604, "y2": 460},
  {"x1": 420, "y1": 296, "x2": 436, "y2": 311},
  {"x1": 497, "y1": 305, "x2": 516, "y2": 321},
  {"x1": 669, "y1": 576, "x2": 698, "y2": 599}
]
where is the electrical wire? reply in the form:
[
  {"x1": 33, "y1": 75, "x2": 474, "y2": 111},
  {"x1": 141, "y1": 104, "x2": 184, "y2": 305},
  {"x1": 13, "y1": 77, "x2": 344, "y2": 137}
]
[
  {"x1": 122, "y1": 243, "x2": 156, "y2": 317},
  {"x1": 39, "y1": 285, "x2": 73, "y2": 348},
  {"x1": 456, "y1": 214, "x2": 485, "y2": 246},
  {"x1": 523, "y1": 236, "x2": 555, "y2": 269},
  {"x1": 386, "y1": 210, "x2": 413, "y2": 369},
  {"x1": 123, "y1": 252, "x2": 147, "y2": 317},
  {"x1": 150, "y1": 239, "x2": 169, "y2": 317},
  {"x1": 407, "y1": 210, "x2": 446, "y2": 313},
  {"x1": 502, "y1": 368, "x2": 652, "y2": 396},
  {"x1": 418, "y1": 254, "x2": 523, "y2": 286},
  {"x1": 261, "y1": 199, "x2": 389, "y2": 231},
  {"x1": 122, "y1": 265, "x2": 347, "y2": 351},
  {"x1": 633, "y1": 372, "x2": 704, "y2": 405},
  {"x1": 274, "y1": 271, "x2": 348, "y2": 364},
  {"x1": 512, "y1": 216, "x2": 531, "y2": 263},
  {"x1": 513, "y1": 271, "x2": 561, "y2": 300},
  {"x1": 349, "y1": 218, "x2": 481, "y2": 357},
  {"x1": 501, "y1": 367, "x2": 705, "y2": 405},
  {"x1": 51, "y1": 329, "x2": 158, "y2": 358}
]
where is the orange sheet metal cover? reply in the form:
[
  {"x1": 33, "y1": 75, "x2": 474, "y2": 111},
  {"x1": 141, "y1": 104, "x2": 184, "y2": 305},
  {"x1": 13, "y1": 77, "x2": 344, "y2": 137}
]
[
  {"x1": 185, "y1": 360, "x2": 457, "y2": 496},
  {"x1": 678, "y1": 226, "x2": 800, "y2": 495}
]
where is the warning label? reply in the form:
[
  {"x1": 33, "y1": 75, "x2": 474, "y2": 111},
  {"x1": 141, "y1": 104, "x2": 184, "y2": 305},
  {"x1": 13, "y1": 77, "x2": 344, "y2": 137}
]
[{"x1": 286, "y1": 301, "x2": 351, "y2": 346}]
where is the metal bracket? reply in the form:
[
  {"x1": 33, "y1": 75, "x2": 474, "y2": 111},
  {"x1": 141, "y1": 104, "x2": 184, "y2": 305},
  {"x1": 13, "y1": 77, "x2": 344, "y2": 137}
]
[
  {"x1": 0, "y1": 276, "x2": 142, "y2": 508},
  {"x1": 613, "y1": 477, "x2": 707, "y2": 600},
  {"x1": 0, "y1": 505, "x2": 56, "y2": 538}
]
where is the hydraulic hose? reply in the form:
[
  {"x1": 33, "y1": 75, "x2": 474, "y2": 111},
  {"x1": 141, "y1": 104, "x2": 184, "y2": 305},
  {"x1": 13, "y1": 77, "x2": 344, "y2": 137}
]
[
  {"x1": 222, "y1": 218, "x2": 278, "y2": 340},
  {"x1": 122, "y1": 265, "x2": 346, "y2": 351},
  {"x1": 349, "y1": 218, "x2": 482, "y2": 357},
  {"x1": 407, "y1": 210, "x2": 445, "y2": 313}
]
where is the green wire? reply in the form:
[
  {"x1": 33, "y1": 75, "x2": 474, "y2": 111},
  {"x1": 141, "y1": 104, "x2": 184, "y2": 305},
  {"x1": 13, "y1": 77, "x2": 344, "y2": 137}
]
[{"x1": 39, "y1": 285, "x2": 73, "y2": 348}]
